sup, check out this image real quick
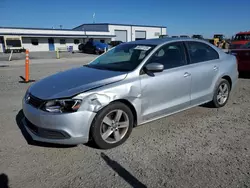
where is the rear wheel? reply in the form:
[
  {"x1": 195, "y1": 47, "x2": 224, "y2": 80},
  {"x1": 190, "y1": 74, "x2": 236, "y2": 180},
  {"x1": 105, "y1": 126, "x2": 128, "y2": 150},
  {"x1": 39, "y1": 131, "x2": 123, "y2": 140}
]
[
  {"x1": 90, "y1": 102, "x2": 133, "y2": 149},
  {"x1": 210, "y1": 79, "x2": 231, "y2": 108}
]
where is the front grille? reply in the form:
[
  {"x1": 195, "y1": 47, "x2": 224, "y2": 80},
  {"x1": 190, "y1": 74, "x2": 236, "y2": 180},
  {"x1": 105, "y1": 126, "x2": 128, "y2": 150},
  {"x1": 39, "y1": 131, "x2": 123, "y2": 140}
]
[
  {"x1": 28, "y1": 94, "x2": 44, "y2": 108},
  {"x1": 25, "y1": 118, "x2": 70, "y2": 139}
]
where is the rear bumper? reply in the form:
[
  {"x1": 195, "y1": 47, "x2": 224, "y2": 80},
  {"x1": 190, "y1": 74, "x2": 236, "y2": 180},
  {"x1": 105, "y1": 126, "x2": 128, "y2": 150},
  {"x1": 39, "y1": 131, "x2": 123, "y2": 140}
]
[{"x1": 231, "y1": 69, "x2": 238, "y2": 92}]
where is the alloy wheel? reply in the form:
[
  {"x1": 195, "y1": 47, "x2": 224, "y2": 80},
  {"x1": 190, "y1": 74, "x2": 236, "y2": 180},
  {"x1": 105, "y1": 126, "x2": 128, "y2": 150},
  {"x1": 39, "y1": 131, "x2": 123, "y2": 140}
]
[
  {"x1": 100, "y1": 109, "x2": 129, "y2": 144},
  {"x1": 217, "y1": 83, "x2": 229, "y2": 105}
]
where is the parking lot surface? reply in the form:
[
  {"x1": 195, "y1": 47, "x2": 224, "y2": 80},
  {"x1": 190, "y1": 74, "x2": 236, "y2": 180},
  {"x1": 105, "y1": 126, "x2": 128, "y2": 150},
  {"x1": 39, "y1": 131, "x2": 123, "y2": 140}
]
[
  {"x1": 0, "y1": 51, "x2": 96, "y2": 61},
  {"x1": 0, "y1": 58, "x2": 249, "y2": 188}
]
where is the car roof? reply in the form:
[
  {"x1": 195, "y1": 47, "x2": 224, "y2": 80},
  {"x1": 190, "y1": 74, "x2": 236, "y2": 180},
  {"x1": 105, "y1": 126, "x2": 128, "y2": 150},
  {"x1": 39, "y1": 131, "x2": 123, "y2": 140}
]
[
  {"x1": 237, "y1": 31, "x2": 250, "y2": 35},
  {"x1": 127, "y1": 38, "x2": 202, "y2": 46}
]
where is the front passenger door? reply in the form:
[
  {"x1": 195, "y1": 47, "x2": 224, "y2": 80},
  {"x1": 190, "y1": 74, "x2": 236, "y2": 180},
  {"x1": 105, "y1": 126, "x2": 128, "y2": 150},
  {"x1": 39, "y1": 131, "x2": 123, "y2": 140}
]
[{"x1": 140, "y1": 42, "x2": 192, "y2": 122}]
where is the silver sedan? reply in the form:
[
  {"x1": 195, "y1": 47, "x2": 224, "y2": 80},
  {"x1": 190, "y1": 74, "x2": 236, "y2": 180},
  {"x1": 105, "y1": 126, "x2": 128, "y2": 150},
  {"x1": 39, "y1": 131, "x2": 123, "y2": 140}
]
[{"x1": 22, "y1": 38, "x2": 238, "y2": 149}]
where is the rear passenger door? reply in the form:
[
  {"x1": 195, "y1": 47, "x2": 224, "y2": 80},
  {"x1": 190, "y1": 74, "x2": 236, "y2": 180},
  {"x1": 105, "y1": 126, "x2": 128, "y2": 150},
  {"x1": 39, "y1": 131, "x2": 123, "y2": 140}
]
[{"x1": 185, "y1": 41, "x2": 220, "y2": 105}]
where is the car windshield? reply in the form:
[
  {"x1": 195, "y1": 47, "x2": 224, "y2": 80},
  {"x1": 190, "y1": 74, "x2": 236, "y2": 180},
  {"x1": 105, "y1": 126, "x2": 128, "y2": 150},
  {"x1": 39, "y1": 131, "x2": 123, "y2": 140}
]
[
  {"x1": 214, "y1": 35, "x2": 224, "y2": 39},
  {"x1": 234, "y1": 34, "x2": 250, "y2": 41},
  {"x1": 87, "y1": 43, "x2": 156, "y2": 72}
]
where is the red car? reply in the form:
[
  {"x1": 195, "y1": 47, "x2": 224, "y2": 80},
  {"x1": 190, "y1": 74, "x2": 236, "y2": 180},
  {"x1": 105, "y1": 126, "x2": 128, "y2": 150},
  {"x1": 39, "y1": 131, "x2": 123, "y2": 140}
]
[
  {"x1": 230, "y1": 31, "x2": 250, "y2": 49},
  {"x1": 230, "y1": 42, "x2": 250, "y2": 73}
]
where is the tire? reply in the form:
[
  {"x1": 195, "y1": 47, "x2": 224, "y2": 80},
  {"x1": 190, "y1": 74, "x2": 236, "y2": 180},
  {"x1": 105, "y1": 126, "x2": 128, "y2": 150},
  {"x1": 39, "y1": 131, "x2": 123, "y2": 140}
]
[
  {"x1": 95, "y1": 49, "x2": 100, "y2": 55},
  {"x1": 90, "y1": 102, "x2": 134, "y2": 149},
  {"x1": 210, "y1": 79, "x2": 231, "y2": 108}
]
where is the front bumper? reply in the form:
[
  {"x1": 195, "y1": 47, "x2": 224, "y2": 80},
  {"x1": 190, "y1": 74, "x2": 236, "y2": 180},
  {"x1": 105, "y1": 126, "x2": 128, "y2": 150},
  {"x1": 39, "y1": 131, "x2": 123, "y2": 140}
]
[{"x1": 22, "y1": 98, "x2": 96, "y2": 145}]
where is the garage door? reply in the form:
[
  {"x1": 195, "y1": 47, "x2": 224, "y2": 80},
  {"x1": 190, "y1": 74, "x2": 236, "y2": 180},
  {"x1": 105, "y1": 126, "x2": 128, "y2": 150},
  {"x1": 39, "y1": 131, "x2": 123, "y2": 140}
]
[
  {"x1": 114, "y1": 30, "x2": 127, "y2": 42},
  {"x1": 135, "y1": 31, "x2": 146, "y2": 40}
]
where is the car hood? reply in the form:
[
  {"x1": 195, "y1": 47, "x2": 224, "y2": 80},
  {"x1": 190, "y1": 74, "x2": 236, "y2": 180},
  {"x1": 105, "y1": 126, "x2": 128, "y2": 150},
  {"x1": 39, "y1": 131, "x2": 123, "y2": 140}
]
[{"x1": 29, "y1": 66, "x2": 127, "y2": 100}]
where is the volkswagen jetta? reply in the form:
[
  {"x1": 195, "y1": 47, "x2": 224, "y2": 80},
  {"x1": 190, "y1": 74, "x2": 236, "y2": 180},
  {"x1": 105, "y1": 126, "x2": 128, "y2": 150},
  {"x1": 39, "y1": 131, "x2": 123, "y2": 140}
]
[{"x1": 22, "y1": 38, "x2": 238, "y2": 149}]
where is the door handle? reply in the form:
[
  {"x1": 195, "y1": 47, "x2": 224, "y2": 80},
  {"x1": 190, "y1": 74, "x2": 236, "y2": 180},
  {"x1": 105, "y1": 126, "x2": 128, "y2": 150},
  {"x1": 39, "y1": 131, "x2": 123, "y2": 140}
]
[
  {"x1": 213, "y1": 66, "x2": 218, "y2": 71},
  {"x1": 184, "y1": 72, "x2": 191, "y2": 77}
]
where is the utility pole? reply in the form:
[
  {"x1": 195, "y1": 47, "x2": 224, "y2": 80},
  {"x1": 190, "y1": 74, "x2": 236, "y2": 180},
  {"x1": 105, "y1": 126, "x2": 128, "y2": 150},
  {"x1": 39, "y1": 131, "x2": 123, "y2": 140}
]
[{"x1": 93, "y1": 13, "x2": 95, "y2": 23}]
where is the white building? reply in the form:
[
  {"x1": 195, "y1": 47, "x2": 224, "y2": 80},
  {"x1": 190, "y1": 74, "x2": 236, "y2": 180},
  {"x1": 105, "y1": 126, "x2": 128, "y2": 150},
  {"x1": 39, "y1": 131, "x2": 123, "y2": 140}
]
[
  {"x1": 0, "y1": 23, "x2": 167, "y2": 52},
  {"x1": 73, "y1": 23, "x2": 167, "y2": 42}
]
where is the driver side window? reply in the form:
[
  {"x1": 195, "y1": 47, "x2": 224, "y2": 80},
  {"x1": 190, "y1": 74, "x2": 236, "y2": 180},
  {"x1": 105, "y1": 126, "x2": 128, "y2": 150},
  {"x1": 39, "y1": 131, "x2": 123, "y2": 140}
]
[{"x1": 147, "y1": 42, "x2": 187, "y2": 70}]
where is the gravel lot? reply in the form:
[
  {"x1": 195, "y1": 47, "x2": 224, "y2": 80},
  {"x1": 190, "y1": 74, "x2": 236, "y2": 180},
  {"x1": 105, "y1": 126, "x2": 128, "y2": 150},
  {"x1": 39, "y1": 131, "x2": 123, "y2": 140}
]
[
  {"x1": 0, "y1": 57, "x2": 249, "y2": 188},
  {"x1": 0, "y1": 51, "x2": 97, "y2": 61}
]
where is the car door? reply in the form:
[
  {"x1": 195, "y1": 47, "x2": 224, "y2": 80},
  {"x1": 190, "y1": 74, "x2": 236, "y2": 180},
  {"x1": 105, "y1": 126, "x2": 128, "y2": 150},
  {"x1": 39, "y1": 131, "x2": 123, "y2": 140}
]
[
  {"x1": 185, "y1": 41, "x2": 220, "y2": 106},
  {"x1": 140, "y1": 42, "x2": 192, "y2": 122}
]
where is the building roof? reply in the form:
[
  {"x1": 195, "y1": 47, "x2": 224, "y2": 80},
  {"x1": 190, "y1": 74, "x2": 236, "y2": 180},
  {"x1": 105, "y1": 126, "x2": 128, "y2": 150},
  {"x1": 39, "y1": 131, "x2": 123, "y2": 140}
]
[
  {"x1": 0, "y1": 27, "x2": 115, "y2": 38},
  {"x1": 0, "y1": 33, "x2": 115, "y2": 38},
  {"x1": 0, "y1": 26, "x2": 74, "y2": 31},
  {"x1": 73, "y1": 23, "x2": 167, "y2": 29}
]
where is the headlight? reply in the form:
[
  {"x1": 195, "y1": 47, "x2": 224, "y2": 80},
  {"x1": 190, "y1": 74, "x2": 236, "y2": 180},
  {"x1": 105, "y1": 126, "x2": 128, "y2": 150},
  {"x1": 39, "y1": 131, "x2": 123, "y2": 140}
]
[{"x1": 42, "y1": 99, "x2": 82, "y2": 113}]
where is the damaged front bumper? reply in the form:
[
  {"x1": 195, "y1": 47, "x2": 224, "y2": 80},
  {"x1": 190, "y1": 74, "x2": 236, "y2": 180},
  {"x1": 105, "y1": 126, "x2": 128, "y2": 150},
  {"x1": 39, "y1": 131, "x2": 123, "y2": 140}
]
[
  {"x1": 22, "y1": 80, "x2": 141, "y2": 145},
  {"x1": 22, "y1": 98, "x2": 96, "y2": 145}
]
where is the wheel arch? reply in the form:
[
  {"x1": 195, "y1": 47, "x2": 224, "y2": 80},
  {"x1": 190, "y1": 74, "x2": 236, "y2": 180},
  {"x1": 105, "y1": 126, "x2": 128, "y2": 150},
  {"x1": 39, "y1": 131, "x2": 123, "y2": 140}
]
[
  {"x1": 111, "y1": 99, "x2": 138, "y2": 127},
  {"x1": 221, "y1": 75, "x2": 232, "y2": 90},
  {"x1": 212, "y1": 74, "x2": 232, "y2": 98}
]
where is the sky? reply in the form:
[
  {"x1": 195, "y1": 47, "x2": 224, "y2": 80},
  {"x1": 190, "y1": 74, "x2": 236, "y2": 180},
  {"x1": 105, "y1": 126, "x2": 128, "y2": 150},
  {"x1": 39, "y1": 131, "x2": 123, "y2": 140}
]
[{"x1": 1, "y1": 0, "x2": 250, "y2": 38}]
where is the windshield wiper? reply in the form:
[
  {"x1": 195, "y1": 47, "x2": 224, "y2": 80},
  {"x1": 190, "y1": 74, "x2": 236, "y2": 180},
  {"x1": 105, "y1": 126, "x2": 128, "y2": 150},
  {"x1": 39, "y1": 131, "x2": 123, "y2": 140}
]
[{"x1": 84, "y1": 64, "x2": 129, "y2": 72}]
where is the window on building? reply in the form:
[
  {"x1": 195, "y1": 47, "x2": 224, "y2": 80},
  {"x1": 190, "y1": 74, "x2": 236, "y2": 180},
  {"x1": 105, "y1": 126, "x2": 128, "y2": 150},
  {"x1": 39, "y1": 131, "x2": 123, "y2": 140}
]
[
  {"x1": 31, "y1": 39, "x2": 39, "y2": 46},
  {"x1": 60, "y1": 39, "x2": 66, "y2": 45},
  {"x1": 74, "y1": 39, "x2": 80, "y2": 44},
  {"x1": 187, "y1": 42, "x2": 219, "y2": 64}
]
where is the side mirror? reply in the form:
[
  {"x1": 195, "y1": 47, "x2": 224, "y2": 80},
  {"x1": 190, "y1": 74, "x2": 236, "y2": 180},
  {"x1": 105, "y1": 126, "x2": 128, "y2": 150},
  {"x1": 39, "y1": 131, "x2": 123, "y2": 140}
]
[{"x1": 145, "y1": 63, "x2": 164, "y2": 73}]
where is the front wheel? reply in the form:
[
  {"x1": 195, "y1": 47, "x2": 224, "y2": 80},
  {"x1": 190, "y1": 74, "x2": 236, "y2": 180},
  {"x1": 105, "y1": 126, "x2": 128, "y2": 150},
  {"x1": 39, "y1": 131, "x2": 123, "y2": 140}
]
[
  {"x1": 90, "y1": 102, "x2": 134, "y2": 149},
  {"x1": 210, "y1": 79, "x2": 231, "y2": 108}
]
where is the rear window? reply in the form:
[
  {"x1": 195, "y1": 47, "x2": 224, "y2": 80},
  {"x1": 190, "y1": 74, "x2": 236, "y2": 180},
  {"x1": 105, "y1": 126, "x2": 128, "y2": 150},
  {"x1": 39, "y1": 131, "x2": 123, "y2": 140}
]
[{"x1": 187, "y1": 42, "x2": 219, "y2": 64}]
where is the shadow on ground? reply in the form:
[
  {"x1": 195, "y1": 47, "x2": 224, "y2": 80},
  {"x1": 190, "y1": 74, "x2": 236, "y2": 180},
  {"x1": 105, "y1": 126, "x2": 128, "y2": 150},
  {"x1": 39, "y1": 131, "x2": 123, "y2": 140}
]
[
  {"x1": 239, "y1": 72, "x2": 250, "y2": 79},
  {"x1": 101, "y1": 152, "x2": 147, "y2": 188},
  {"x1": 0, "y1": 174, "x2": 9, "y2": 188},
  {"x1": 15, "y1": 110, "x2": 76, "y2": 148},
  {"x1": 199, "y1": 102, "x2": 213, "y2": 108}
]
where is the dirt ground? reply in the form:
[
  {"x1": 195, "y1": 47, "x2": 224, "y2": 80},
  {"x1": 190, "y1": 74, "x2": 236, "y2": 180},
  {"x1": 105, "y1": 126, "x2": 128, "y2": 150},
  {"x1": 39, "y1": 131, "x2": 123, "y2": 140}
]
[{"x1": 0, "y1": 58, "x2": 249, "y2": 188}]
